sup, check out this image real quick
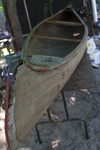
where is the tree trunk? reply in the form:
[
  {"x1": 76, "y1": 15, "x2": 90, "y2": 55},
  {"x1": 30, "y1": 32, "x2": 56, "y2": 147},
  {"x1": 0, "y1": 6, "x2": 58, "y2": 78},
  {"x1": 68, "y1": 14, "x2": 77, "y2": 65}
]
[{"x1": 2, "y1": 0, "x2": 23, "y2": 51}]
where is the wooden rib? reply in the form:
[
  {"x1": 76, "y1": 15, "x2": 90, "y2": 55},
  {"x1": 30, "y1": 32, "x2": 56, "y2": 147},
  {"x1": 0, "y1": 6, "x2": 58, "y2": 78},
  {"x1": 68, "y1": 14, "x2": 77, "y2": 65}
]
[
  {"x1": 46, "y1": 21, "x2": 82, "y2": 26},
  {"x1": 32, "y1": 35, "x2": 81, "y2": 42}
]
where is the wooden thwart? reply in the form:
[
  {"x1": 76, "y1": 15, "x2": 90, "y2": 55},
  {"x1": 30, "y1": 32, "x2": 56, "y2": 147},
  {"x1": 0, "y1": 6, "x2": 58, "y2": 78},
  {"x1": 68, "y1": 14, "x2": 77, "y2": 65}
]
[
  {"x1": 32, "y1": 35, "x2": 81, "y2": 42},
  {"x1": 46, "y1": 21, "x2": 82, "y2": 26}
]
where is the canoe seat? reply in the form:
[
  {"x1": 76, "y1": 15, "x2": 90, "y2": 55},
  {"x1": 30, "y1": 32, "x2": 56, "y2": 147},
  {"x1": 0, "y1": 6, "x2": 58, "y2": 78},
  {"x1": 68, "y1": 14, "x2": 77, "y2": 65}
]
[{"x1": 30, "y1": 55, "x2": 63, "y2": 66}]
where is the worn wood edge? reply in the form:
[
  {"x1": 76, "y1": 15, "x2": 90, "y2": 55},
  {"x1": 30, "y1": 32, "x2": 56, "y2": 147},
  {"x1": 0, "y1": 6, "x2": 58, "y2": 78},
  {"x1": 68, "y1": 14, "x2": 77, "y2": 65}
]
[{"x1": 8, "y1": 96, "x2": 22, "y2": 150}]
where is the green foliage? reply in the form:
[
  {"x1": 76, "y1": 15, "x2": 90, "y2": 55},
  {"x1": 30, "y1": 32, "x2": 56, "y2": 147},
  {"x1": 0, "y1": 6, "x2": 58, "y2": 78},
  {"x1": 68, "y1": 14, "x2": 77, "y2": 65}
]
[
  {"x1": 96, "y1": 0, "x2": 99, "y2": 4},
  {"x1": 0, "y1": 0, "x2": 3, "y2": 11},
  {"x1": 1, "y1": 48, "x2": 14, "y2": 58}
]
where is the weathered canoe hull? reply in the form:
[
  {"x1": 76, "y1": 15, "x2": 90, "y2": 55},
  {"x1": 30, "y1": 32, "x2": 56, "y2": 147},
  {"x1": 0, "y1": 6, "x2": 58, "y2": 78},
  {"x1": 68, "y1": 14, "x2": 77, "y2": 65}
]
[{"x1": 7, "y1": 37, "x2": 87, "y2": 149}]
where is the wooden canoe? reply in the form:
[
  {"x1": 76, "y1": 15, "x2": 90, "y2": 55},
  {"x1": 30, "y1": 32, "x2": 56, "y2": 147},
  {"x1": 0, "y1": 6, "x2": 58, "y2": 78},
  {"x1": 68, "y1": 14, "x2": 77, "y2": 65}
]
[{"x1": 5, "y1": 6, "x2": 88, "y2": 150}]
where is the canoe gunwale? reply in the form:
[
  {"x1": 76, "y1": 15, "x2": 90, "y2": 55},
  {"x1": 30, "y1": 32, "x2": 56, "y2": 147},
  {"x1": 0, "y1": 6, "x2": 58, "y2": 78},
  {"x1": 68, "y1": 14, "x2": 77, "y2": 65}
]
[{"x1": 21, "y1": 8, "x2": 88, "y2": 72}]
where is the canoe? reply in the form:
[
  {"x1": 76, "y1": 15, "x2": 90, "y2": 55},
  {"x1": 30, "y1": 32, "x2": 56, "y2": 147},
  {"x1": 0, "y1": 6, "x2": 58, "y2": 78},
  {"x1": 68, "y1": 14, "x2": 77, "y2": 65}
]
[{"x1": 5, "y1": 6, "x2": 88, "y2": 150}]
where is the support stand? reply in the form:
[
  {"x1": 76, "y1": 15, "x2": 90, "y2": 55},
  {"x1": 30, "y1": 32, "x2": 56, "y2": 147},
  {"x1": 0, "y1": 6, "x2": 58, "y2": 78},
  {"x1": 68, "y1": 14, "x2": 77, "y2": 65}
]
[{"x1": 35, "y1": 91, "x2": 89, "y2": 144}]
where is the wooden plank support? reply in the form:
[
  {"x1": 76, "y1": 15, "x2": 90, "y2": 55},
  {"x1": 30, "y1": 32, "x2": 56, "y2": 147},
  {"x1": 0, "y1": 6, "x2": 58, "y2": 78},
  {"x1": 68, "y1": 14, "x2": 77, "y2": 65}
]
[
  {"x1": 32, "y1": 35, "x2": 81, "y2": 42},
  {"x1": 46, "y1": 21, "x2": 82, "y2": 26}
]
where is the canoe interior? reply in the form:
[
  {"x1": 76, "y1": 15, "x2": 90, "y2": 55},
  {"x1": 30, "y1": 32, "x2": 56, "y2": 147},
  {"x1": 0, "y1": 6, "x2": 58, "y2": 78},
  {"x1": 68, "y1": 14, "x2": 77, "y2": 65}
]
[{"x1": 26, "y1": 10, "x2": 85, "y2": 59}]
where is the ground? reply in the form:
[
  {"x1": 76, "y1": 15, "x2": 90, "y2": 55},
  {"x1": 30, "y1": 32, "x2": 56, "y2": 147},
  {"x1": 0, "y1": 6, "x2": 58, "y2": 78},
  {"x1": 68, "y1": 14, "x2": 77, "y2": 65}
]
[{"x1": 0, "y1": 55, "x2": 100, "y2": 150}]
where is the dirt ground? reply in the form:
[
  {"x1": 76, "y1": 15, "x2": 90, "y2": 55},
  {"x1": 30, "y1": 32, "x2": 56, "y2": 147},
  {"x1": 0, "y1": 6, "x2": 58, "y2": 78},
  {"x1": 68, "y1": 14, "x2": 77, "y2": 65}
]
[{"x1": 0, "y1": 64, "x2": 100, "y2": 150}]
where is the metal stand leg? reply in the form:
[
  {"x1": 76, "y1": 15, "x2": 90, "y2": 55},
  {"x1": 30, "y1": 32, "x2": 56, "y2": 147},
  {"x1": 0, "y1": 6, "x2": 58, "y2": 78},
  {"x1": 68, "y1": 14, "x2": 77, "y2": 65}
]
[
  {"x1": 61, "y1": 91, "x2": 89, "y2": 139},
  {"x1": 35, "y1": 91, "x2": 89, "y2": 143},
  {"x1": 35, "y1": 125, "x2": 42, "y2": 144},
  {"x1": 47, "y1": 108, "x2": 52, "y2": 122},
  {"x1": 61, "y1": 91, "x2": 69, "y2": 120}
]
